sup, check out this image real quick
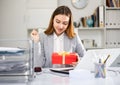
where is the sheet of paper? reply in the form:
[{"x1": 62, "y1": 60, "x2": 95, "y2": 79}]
[{"x1": 0, "y1": 47, "x2": 25, "y2": 53}]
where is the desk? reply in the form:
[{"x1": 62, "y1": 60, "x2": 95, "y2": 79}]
[{"x1": 0, "y1": 68, "x2": 120, "y2": 85}]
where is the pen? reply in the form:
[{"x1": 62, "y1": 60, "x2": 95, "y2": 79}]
[{"x1": 103, "y1": 54, "x2": 110, "y2": 64}]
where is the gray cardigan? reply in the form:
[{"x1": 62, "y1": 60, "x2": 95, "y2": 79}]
[{"x1": 35, "y1": 32, "x2": 86, "y2": 68}]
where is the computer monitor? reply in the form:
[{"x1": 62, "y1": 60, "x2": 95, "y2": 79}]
[{"x1": 75, "y1": 48, "x2": 120, "y2": 71}]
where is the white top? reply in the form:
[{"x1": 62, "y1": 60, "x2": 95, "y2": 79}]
[{"x1": 53, "y1": 32, "x2": 64, "y2": 52}]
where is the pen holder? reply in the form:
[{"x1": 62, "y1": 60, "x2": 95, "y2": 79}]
[{"x1": 94, "y1": 63, "x2": 106, "y2": 78}]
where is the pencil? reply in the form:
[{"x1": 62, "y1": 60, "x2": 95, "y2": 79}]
[{"x1": 103, "y1": 54, "x2": 110, "y2": 64}]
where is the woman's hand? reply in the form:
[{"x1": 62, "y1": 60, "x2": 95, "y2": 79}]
[
  {"x1": 31, "y1": 29, "x2": 39, "y2": 42},
  {"x1": 71, "y1": 54, "x2": 80, "y2": 67}
]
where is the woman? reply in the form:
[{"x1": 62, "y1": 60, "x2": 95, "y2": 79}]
[{"x1": 31, "y1": 6, "x2": 86, "y2": 68}]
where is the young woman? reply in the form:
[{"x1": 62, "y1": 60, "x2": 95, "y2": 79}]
[{"x1": 31, "y1": 5, "x2": 86, "y2": 68}]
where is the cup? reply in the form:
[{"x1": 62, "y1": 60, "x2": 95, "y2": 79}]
[{"x1": 94, "y1": 63, "x2": 106, "y2": 78}]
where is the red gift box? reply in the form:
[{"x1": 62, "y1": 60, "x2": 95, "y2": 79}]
[{"x1": 52, "y1": 52, "x2": 78, "y2": 64}]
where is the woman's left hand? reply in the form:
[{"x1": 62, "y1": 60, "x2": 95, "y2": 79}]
[{"x1": 71, "y1": 54, "x2": 80, "y2": 67}]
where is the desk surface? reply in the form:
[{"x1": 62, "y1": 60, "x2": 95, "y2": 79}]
[{"x1": 0, "y1": 68, "x2": 120, "y2": 85}]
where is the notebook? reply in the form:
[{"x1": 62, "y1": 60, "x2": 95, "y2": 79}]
[{"x1": 50, "y1": 67, "x2": 74, "y2": 74}]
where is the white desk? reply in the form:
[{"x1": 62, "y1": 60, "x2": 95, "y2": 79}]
[{"x1": 0, "y1": 68, "x2": 120, "y2": 85}]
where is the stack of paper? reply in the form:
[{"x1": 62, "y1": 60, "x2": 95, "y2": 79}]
[
  {"x1": 0, "y1": 61, "x2": 29, "y2": 74},
  {"x1": 0, "y1": 47, "x2": 25, "y2": 56}
]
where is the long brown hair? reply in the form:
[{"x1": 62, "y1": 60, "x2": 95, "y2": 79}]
[{"x1": 44, "y1": 5, "x2": 76, "y2": 38}]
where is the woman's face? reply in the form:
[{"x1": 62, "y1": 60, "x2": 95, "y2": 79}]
[{"x1": 53, "y1": 14, "x2": 70, "y2": 36}]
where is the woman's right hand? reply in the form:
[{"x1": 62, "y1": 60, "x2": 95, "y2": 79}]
[{"x1": 31, "y1": 29, "x2": 39, "y2": 42}]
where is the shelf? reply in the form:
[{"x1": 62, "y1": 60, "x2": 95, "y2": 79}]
[
  {"x1": 86, "y1": 47, "x2": 104, "y2": 50},
  {"x1": 106, "y1": 7, "x2": 120, "y2": 10},
  {"x1": 75, "y1": 27, "x2": 105, "y2": 50},
  {"x1": 75, "y1": 0, "x2": 120, "y2": 49},
  {"x1": 76, "y1": 27, "x2": 105, "y2": 30},
  {"x1": 106, "y1": 28, "x2": 120, "y2": 30}
]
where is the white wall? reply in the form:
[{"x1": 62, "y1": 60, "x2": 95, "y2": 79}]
[
  {"x1": 0, "y1": 0, "x2": 27, "y2": 39},
  {"x1": 0, "y1": 0, "x2": 57, "y2": 39},
  {"x1": 26, "y1": 0, "x2": 57, "y2": 29},
  {"x1": 0, "y1": 0, "x2": 102, "y2": 39}
]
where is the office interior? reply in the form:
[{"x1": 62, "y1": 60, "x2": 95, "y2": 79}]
[{"x1": 0, "y1": 0, "x2": 120, "y2": 85}]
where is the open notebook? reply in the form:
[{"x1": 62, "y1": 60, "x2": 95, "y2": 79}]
[{"x1": 50, "y1": 67, "x2": 74, "y2": 74}]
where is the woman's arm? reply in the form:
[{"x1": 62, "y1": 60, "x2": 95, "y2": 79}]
[
  {"x1": 31, "y1": 30, "x2": 46, "y2": 67},
  {"x1": 75, "y1": 34, "x2": 86, "y2": 58}
]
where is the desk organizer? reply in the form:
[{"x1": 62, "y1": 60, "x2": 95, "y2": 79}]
[{"x1": 0, "y1": 39, "x2": 34, "y2": 83}]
